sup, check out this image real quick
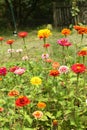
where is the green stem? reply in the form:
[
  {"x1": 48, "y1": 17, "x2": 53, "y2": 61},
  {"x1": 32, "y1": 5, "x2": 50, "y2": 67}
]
[
  {"x1": 10, "y1": 44, "x2": 12, "y2": 57},
  {"x1": 23, "y1": 38, "x2": 28, "y2": 56}
]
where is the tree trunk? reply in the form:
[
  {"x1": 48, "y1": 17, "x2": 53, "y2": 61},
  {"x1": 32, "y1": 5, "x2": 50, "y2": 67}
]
[{"x1": 53, "y1": 1, "x2": 57, "y2": 28}]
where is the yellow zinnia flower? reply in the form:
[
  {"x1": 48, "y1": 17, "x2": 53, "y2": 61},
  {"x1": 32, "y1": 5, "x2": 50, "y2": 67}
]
[
  {"x1": 30, "y1": 77, "x2": 42, "y2": 85},
  {"x1": 81, "y1": 47, "x2": 87, "y2": 51},
  {"x1": 38, "y1": 29, "x2": 52, "y2": 39}
]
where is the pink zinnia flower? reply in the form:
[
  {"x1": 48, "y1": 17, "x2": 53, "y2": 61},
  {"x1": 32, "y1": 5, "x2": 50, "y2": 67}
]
[
  {"x1": 58, "y1": 65, "x2": 69, "y2": 74},
  {"x1": 42, "y1": 53, "x2": 49, "y2": 59},
  {"x1": 57, "y1": 38, "x2": 72, "y2": 47},
  {"x1": 14, "y1": 68, "x2": 25, "y2": 75}
]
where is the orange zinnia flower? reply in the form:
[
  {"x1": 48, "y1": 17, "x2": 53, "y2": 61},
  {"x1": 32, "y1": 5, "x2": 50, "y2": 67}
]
[
  {"x1": 49, "y1": 70, "x2": 60, "y2": 77},
  {"x1": 8, "y1": 90, "x2": 19, "y2": 97},
  {"x1": 37, "y1": 102, "x2": 46, "y2": 109},
  {"x1": 32, "y1": 111, "x2": 43, "y2": 119},
  {"x1": 6, "y1": 39, "x2": 14, "y2": 45},
  {"x1": 77, "y1": 50, "x2": 87, "y2": 56},
  {"x1": 61, "y1": 28, "x2": 71, "y2": 36},
  {"x1": 52, "y1": 120, "x2": 58, "y2": 126},
  {"x1": 45, "y1": 58, "x2": 53, "y2": 63},
  {"x1": 0, "y1": 107, "x2": 4, "y2": 112},
  {"x1": 52, "y1": 62, "x2": 60, "y2": 69},
  {"x1": 74, "y1": 25, "x2": 87, "y2": 35},
  {"x1": 0, "y1": 37, "x2": 4, "y2": 41}
]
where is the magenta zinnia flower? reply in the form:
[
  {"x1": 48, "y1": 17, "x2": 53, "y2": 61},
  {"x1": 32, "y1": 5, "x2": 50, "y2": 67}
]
[{"x1": 57, "y1": 38, "x2": 72, "y2": 47}]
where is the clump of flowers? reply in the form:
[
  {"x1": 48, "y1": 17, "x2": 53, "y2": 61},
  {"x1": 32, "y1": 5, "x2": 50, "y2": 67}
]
[
  {"x1": 71, "y1": 63, "x2": 86, "y2": 74},
  {"x1": 49, "y1": 70, "x2": 60, "y2": 77},
  {"x1": 37, "y1": 102, "x2": 46, "y2": 109},
  {"x1": 30, "y1": 77, "x2": 42, "y2": 85},
  {"x1": 32, "y1": 110, "x2": 43, "y2": 119},
  {"x1": 15, "y1": 96, "x2": 30, "y2": 107},
  {"x1": 74, "y1": 25, "x2": 87, "y2": 35},
  {"x1": 8, "y1": 90, "x2": 19, "y2": 97},
  {"x1": 58, "y1": 65, "x2": 69, "y2": 74},
  {"x1": 61, "y1": 28, "x2": 71, "y2": 37}
]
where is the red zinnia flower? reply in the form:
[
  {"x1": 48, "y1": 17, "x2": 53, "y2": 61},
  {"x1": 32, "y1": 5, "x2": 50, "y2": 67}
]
[
  {"x1": 18, "y1": 32, "x2": 28, "y2": 38},
  {"x1": 9, "y1": 66, "x2": 19, "y2": 73},
  {"x1": 0, "y1": 37, "x2": 4, "y2": 41},
  {"x1": 49, "y1": 70, "x2": 60, "y2": 77},
  {"x1": 0, "y1": 67, "x2": 7, "y2": 76},
  {"x1": 43, "y1": 43, "x2": 50, "y2": 48},
  {"x1": 6, "y1": 39, "x2": 14, "y2": 45},
  {"x1": 71, "y1": 63, "x2": 86, "y2": 74},
  {"x1": 15, "y1": 96, "x2": 30, "y2": 107}
]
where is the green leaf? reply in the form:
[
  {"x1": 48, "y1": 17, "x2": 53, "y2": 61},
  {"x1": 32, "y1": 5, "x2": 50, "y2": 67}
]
[{"x1": 24, "y1": 115, "x2": 33, "y2": 125}]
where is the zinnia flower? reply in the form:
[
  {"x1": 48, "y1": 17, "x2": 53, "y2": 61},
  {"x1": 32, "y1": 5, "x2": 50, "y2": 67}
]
[
  {"x1": 7, "y1": 49, "x2": 15, "y2": 53},
  {"x1": 8, "y1": 90, "x2": 19, "y2": 97},
  {"x1": 42, "y1": 53, "x2": 49, "y2": 59},
  {"x1": 58, "y1": 65, "x2": 69, "y2": 74},
  {"x1": 32, "y1": 110, "x2": 43, "y2": 119},
  {"x1": 52, "y1": 62, "x2": 60, "y2": 69},
  {"x1": 15, "y1": 96, "x2": 30, "y2": 107},
  {"x1": 45, "y1": 58, "x2": 53, "y2": 63},
  {"x1": 16, "y1": 49, "x2": 23, "y2": 53},
  {"x1": 71, "y1": 63, "x2": 86, "y2": 74},
  {"x1": 6, "y1": 39, "x2": 14, "y2": 45},
  {"x1": 37, "y1": 102, "x2": 46, "y2": 109},
  {"x1": 61, "y1": 28, "x2": 71, "y2": 36},
  {"x1": 22, "y1": 56, "x2": 29, "y2": 61},
  {"x1": 43, "y1": 43, "x2": 50, "y2": 48},
  {"x1": 18, "y1": 32, "x2": 28, "y2": 38},
  {"x1": 57, "y1": 38, "x2": 72, "y2": 47},
  {"x1": 0, "y1": 37, "x2": 4, "y2": 41},
  {"x1": 14, "y1": 68, "x2": 25, "y2": 75},
  {"x1": 49, "y1": 70, "x2": 60, "y2": 77},
  {"x1": 9, "y1": 66, "x2": 19, "y2": 73},
  {"x1": 38, "y1": 29, "x2": 51, "y2": 39},
  {"x1": 30, "y1": 77, "x2": 42, "y2": 85},
  {"x1": 0, "y1": 67, "x2": 7, "y2": 76},
  {"x1": 77, "y1": 50, "x2": 87, "y2": 56},
  {"x1": 52, "y1": 120, "x2": 58, "y2": 126},
  {"x1": 0, "y1": 107, "x2": 4, "y2": 112}
]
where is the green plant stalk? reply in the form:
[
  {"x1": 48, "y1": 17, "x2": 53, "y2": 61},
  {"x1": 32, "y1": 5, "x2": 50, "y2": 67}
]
[
  {"x1": 23, "y1": 38, "x2": 28, "y2": 56},
  {"x1": 10, "y1": 44, "x2": 13, "y2": 57}
]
